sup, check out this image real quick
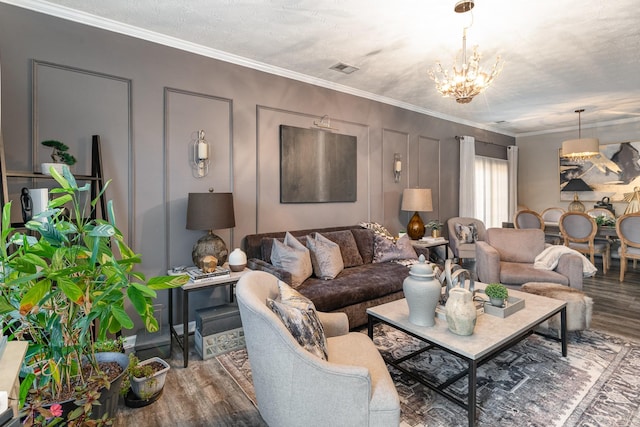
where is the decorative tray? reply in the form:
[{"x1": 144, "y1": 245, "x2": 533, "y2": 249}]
[{"x1": 482, "y1": 295, "x2": 525, "y2": 318}]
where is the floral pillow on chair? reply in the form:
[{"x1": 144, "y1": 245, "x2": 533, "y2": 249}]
[{"x1": 454, "y1": 223, "x2": 478, "y2": 244}]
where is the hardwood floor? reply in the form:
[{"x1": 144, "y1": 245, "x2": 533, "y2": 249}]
[{"x1": 113, "y1": 259, "x2": 640, "y2": 426}]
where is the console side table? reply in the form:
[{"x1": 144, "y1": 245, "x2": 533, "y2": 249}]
[{"x1": 168, "y1": 267, "x2": 248, "y2": 368}]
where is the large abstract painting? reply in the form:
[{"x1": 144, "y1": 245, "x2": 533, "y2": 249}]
[
  {"x1": 280, "y1": 125, "x2": 357, "y2": 203},
  {"x1": 559, "y1": 141, "x2": 640, "y2": 201}
]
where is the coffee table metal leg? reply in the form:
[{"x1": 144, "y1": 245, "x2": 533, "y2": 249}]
[
  {"x1": 468, "y1": 360, "x2": 477, "y2": 427},
  {"x1": 368, "y1": 315, "x2": 374, "y2": 339},
  {"x1": 561, "y1": 306, "x2": 567, "y2": 357}
]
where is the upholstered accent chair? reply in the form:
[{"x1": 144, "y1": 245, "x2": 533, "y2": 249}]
[
  {"x1": 447, "y1": 217, "x2": 486, "y2": 262},
  {"x1": 616, "y1": 212, "x2": 640, "y2": 281},
  {"x1": 236, "y1": 270, "x2": 400, "y2": 427},
  {"x1": 476, "y1": 228, "x2": 584, "y2": 289},
  {"x1": 559, "y1": 211, "x2": 610, "y2": 274},
  {"x1": 513, "y1": 209, "x2": 545, "y2": 230}
]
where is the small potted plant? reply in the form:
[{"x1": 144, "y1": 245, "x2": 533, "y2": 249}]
[
  {"x1": 484, "y1": 283, "x2": 509, "y2": 307},
  {"x1": 425, "y1": 220, "x2": 442, "y2": 238},
  {"x1": 40, "y1": 139, "x2": 77, "y2": 175},
  {"x1": 121, "y1": 353, "x2": 170, "y2": 406}
]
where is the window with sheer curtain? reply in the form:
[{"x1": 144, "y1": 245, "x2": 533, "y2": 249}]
[{"x1": 474, "y1": 155, "x2": 509, "y2": 228}]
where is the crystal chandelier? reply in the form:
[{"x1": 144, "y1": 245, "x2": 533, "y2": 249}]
[{"x1": 428, "y1": 0, "x2": 503, "y2": 104}]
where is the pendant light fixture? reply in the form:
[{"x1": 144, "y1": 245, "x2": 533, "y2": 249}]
[
  {"x1": 561, "y1": 109, "x2": 599, "y2": 162},
  {"x1": 428, "y1": 0, "x2": 503, "y2": 104}
]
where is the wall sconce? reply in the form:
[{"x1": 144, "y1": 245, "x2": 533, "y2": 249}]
[
  {"x1": 191, "y1": 130, "x2": 210, "y2": 178},
  {"x1": 393, "y1": 153, "x2": 402, "y2": 183}
]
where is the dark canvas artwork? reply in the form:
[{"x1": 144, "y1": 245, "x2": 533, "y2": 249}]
[
  {"x1": 280, "y1": 125, "x2": 357, "y2": 203},
  {"x1": 559, "y1": 141, "x2": 640, "y2": 201}
]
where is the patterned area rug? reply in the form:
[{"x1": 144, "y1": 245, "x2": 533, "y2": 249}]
[{"x1": 216, "y1": 325, "x2": 640, "y2": 426}]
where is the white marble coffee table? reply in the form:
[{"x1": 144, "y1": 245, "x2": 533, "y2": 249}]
[{"x1": 366, "y1": 284, "x2": 567, "y2": 427}]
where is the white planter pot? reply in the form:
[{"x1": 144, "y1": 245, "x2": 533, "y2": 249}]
[
  {"x1": 130, "y1": 357, "x2": 170, "y2": 399},
  {"x1": 40, "y1": 162, "x2": 66, "y2": 175}
]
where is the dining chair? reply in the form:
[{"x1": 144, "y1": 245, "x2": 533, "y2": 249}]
[
  {"x1": 541, "y1": 207, "x2": 566, "y2": 225},
  {"x1": 615, "y1": 213, "x2": 640, "y2": 281},
  {"x1": 513, "y1": 209, "x2": 545, "y2": 230},
  {"x1": 559, "y1": 211, "x2": 610, "y2": 274},
  {"x1": 586, "y1": 208, "x2": 615, "y2": 220}
]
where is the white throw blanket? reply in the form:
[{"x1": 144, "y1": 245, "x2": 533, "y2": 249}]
[{"x1": 534, "y1": 245, "x2": 597, "y2": 277}]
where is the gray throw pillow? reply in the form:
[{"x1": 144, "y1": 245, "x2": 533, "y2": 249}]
[
  {"x1": 267, "y1": 281, "x2": 328, "y2": 360},
  {"x1": 306, "y1": 232, "x2": 344, "y2": 279},
  {"x1": 270, "y1": 232, "x2": 313, "y2": 287},
  {"x1": 373, "y1": 234, "x2": 418, "y2": 263}
]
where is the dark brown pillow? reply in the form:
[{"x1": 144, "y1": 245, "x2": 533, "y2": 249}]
[{"x1": 321, "y1": 230, "x2": 364, "y2": 268}]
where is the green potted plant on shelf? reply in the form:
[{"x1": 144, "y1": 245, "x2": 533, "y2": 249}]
[
  {"x1": 40, "y1": 139, "x2": 77, "y2": 175},
  {"x1": 484, "y1": 283, "x2": 509, "y2": 307},
  {"x1": 0, "y1": 167, "x2": 188, "y2": 425},
  {"x1": 425, "y1": 220, "x2": 442, "y2": 238}
]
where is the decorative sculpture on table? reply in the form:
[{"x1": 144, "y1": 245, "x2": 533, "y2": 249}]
[
  {"x1": 624, "y1": 187, "x2": 640, "y2": 214},
  {"x1": 403, "y1": 255, "x2": 440, "y2": 327}
]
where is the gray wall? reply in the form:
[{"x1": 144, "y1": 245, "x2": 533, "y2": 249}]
[
  {"x1": 0, "y1": 3, "x2": 514, "y2": 328},
  {"x1": 516, "y1": 120, "x2": 640, "y2": 215}
]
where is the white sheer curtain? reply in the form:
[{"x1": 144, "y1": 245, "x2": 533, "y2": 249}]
[
  {"x1": 507, "y1": 145, "x2": 518, "y2": 220},
  {"x1": 459, "y1": 136, "x2": 476, "y2": 217},
  {"x1": 474, "y1": 156, "x2": 509, "y2": 228}
]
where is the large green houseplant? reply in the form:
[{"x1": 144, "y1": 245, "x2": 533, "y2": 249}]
[{"x1": 0, "y1": 167, "x2": 187, "y2": 425}]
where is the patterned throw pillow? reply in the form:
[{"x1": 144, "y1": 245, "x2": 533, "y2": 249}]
[
  {"x1": 267, "y1": 281, "x2": 328, "y2": 360},
  {"x1": 359, "y1": 221, "x2": 395, "y2": 241},
  {"x1": 373, "y1": 234, "x2": 418, "y2": 263},
  {"x1": 454, "y1": 222, "x2": 478, "y2": 244},
  {"x1": 271, "y1": 232, "x2": 313, "y2": 288},
  {"x1": 306, "y1": 233, "x2": 344, "y2": 279}
]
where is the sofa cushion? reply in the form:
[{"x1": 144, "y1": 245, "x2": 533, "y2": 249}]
[
  {"x1": 373, "y1": 234, "x2": 417, "y2": 263},
  {"x1": 486, "y1": 228, "x2": 546, "y2": 263},
  {"x1": 500, "y1": 261, "x2": 569, "y2": 286},
  {"x1": 307, "y1": 233, "x2": 344, "y2": 279},
  {"x1": 297, "y1": 262, "x2": 409, "y2": 313},
  {"x1": 271, "y1": 233, "x2": 313, "y2": 287},
  {"x1": 351, "y1": 228, "x2": 375, "y2": 264},
  {"x1": 321, "y1": 230, "x2": 364, "y2": 268}
]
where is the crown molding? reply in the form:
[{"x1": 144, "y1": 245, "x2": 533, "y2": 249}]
[
  {"x1": 515, "y1": 116, "x2": 640, "y2": 138},
  {"x1": 2, "y1": 0, "x2": 515, "y2": 137}
]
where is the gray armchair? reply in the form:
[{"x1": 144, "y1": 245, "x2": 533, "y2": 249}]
[
  {"x1": 236, "y1": 270, "x2": 400, "y2": 427},
  {"x1": 476, "y1": 228, "x2": 584, "y2": 290},
  {"x1": 447, "y1": 217, "x2": 487, "y2": 261}
]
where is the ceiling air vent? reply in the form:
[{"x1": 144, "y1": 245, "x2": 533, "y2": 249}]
[{"x1": 330, "y1": 62, "x2": 359, "y2": 74}]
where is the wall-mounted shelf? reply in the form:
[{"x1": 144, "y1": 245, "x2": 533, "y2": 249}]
[{"x1": 0, "y1": 134, "x2": 107, "y2": 225}]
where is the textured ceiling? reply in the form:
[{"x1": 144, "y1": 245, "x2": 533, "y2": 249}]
[{"x1": 9, "y1": 0, "x2": 640, "y2": 136}]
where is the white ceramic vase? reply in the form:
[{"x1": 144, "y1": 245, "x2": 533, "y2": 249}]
[
  {"x1": 445, "y1": 287, "x2": 477, "y2": 336},
  {"x1": 228, "y1": 248, "x2": 247, "y2": 272},
  {"x1": 403, "y1": 255, "x2": 441, "y2": 327}
]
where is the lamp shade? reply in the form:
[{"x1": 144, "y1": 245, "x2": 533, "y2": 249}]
[
  {"x1": 561, "y1": 138, "x2": 599, "y2": 159},
  {"x1": 562, "y1": 179, "x2": 592, "y2": 192},
  {"x1": 186, "y1": 192, "x2": 235, "y2": 231},
  {"x1": 401, "y1": 188, "x2": 433, "y2": 212}
]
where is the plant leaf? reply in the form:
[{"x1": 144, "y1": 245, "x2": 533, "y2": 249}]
[
  {"x1": 111, "y1": 305, "x2": 134, "y2": 329},
  {"x1": 57, "y1": 277, "x2": 84, "y2": 304}
]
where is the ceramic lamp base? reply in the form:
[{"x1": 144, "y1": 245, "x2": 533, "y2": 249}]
[
  {"x1": 407, "y1": 211, "x2": 425, "y2": 240},
  {"x1": 192, "y1": 232, "x2": 229, "y2": 268}
]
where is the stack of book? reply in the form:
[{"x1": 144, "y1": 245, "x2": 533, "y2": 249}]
[{"x1": 185, "y1": 266, "x2": 231, "y2": 284}]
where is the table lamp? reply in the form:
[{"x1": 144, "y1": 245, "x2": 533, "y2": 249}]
[
  {"x1": 186, "y1": 192, "x2": 235, "y2": 271},
  {"x1": 401, "y1": 188, "x2": 433, "y2": 240}
]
